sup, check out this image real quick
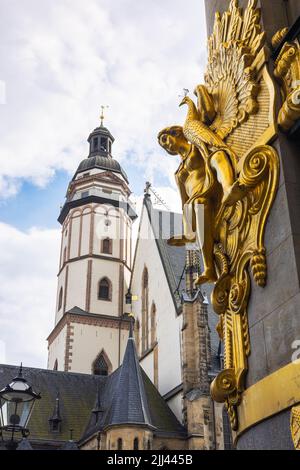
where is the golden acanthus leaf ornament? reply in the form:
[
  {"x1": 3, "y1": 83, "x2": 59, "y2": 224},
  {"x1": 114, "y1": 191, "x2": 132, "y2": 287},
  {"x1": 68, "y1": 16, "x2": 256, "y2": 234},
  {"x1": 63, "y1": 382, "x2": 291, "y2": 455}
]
[{"x1": 158, "y1": 0, "x2": 279, "y2": 431}]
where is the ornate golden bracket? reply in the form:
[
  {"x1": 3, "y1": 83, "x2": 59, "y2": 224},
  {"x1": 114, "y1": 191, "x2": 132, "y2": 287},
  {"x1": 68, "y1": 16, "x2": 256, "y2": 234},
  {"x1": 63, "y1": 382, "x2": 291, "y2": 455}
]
[
  {"x1": 158, "y1": 0, "x2": 280, "y2": 431},
  {"x1": 273, "y1": 30, "x2": 300, "y2": 132},
  {"x1": 211, "y1": 145, "x2": 279, "y2": 429}
]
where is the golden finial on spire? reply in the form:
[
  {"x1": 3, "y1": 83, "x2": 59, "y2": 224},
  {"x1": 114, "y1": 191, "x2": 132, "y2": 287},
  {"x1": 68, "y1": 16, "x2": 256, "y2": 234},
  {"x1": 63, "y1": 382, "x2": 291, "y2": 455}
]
[{"x1": 100, "y1": 105, "x2": 109, "y2": 127}]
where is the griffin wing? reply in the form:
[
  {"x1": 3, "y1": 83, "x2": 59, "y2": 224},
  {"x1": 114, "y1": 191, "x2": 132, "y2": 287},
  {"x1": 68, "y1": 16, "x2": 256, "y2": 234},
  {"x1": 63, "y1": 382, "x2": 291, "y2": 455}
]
[{"x1": 184, "y1": 121, "x2": 227, "y2": 149}]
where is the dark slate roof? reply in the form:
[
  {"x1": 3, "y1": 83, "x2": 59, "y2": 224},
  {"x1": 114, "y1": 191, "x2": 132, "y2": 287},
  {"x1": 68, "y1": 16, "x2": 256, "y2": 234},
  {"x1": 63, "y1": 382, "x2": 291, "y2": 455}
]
[
  {"x1": 81, "y1": 328, "x2": 186, "y2": 443},
  {"x1": 0, "y1": 365, "x2": 103, "y2": 444},
  {"x1": 60, "y1": 440, "x2": 79, "y2": 450},
  {"x1": 143, "y1": 195, "x2": 221, "y2": 375},
  {"x1": 74, "y1": 155, "x2": 128, "y2": 183},
  {"x1": 0, "y1": 334, "x2": 186, "y2": 448},
  {"x1": 16, "y1": 439, "x2": 33, "y2": 450},
  {"x1": 88, "y1": 125, "x2": 114, "y2": 142},
  {"x1": 103, "y1": 326, "x2": 151, "y2": 428},
  {"x1": 143, "y1": 195, "x2": 186, "y2": 312}
]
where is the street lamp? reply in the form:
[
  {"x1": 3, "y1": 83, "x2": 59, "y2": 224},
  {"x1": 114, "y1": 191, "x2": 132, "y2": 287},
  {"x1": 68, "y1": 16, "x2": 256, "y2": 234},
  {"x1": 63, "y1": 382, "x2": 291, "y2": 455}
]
[
  {"x1": 0, "y1": 364, "x2": 41, "y2": 449},
  {"x1": 125, "y1": 289, "x2": 132, "y2": 306}
]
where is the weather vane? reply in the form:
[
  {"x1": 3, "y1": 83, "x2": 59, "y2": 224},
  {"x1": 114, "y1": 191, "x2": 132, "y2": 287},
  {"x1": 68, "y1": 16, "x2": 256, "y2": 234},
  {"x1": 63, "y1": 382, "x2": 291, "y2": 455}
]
[
  {"x1": 178, "y1": 88, "x2": 189, "y2": 100},
  {"x1": 100, "y1": 105, "x2": 109, "y2": 126}
]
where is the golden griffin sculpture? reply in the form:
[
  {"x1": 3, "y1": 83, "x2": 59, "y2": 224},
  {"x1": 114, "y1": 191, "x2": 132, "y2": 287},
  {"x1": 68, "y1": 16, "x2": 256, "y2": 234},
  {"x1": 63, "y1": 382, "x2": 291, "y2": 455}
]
[{"x1": 158, "y1": 0, "x2": 279, "y2": 431}]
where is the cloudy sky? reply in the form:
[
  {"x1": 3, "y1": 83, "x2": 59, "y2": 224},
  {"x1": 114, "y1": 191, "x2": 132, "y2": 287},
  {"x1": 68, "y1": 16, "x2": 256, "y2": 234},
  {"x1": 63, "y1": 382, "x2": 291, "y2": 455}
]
[{"x1": 0, "y1": 0, "x2": 208, "y2": 368}]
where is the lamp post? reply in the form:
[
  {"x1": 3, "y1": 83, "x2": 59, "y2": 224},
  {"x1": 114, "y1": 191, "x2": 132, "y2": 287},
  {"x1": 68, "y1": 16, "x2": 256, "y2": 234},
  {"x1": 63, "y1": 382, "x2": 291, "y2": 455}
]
[
  {"x1": 0, "y1": 364, "x2": 41, "y2": 450},
  {"x1": 125, "y1": 289, "x2": 132, "y2": 306}
]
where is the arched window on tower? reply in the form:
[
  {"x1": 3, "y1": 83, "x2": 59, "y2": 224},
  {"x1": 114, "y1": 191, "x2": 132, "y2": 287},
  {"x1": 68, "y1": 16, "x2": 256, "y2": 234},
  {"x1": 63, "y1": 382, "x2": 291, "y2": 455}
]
[
  {"x1": 93, "y1": 137, "x2": 98, "y2": 150},
  {"x1": 101, "y1": 237, "x2": 112, "y2": 254},
  {"x1": 92, "y1": 350, "x2": 112, "y2": 376},
  {"x1": 117, "y1": 438, "x2": 123, "y2": 450},
  {"x1": 141, "y1": 267, "x2": 149, "y2": 353},
  {"x1": 53, "y1": 359, "x2": 58, "y2": 371},
  {"x1": 100, "y1": 137, "x2": 107, "y2": 152},
  {"x1": 98, "y1": 277, "x2": 112, "y2": 301},
  {"x1": 58, "y1": 287, "x2": 63, "y2": 311},
  {"x1": 133, "y1": 438, "x2": 139, "y2": 450},
  {"x1": 151, "y1": 302, "x2": 157, "y2": 346}
]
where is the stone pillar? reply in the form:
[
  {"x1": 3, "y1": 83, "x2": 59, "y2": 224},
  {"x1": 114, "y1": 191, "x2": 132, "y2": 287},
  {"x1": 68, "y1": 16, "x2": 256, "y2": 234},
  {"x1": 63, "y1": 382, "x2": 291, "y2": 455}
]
[
  {"x1": 182, "y1": 295, "x2": 215, "y2": 449},
  {"x1": 204, "y1": 0, "x2": 300, "y2": 450},
  {"x1": 105, "y1": 426, "x2": 153, "y2": 450}
]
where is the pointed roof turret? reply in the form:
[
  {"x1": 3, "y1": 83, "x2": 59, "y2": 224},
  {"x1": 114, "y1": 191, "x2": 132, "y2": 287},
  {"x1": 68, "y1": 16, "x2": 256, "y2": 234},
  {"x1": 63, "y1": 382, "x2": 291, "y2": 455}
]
[
  {"x1": 49, "y1": 394, "x2": 62, "y2": 433},
  {"x1": 103, "y1": 319, "x2": 152, "y2": 429}
]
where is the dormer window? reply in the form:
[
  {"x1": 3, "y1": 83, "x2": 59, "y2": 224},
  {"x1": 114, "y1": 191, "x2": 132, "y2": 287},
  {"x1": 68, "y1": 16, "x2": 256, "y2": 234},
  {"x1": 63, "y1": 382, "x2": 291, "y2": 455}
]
[{"x1": 49, "y1": 397, "x2": 62, "y2": 434}]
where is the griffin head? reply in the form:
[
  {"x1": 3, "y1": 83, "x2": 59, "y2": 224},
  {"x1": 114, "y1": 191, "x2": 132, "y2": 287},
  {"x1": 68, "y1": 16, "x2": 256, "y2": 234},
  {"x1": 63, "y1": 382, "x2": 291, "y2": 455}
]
[{"x1": 179, "y1": 96, "x2": 191, "y2": 107}]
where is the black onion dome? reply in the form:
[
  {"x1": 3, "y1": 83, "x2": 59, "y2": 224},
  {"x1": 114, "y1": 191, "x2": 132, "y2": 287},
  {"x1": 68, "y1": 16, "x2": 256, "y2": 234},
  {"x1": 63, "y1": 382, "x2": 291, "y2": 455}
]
[
  {"x1": 74, "y1": 155, "x2": 128, "y2": 183},
  {"x1": 88, "y1": 126, "x2": 114, "y2": 143}
]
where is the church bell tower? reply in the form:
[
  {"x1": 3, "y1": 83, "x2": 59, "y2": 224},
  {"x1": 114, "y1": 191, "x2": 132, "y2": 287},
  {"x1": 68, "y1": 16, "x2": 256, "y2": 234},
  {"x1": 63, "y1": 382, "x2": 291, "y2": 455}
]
[{"x1": 47, "y1": 112, "x2": 137, "y2": 375}]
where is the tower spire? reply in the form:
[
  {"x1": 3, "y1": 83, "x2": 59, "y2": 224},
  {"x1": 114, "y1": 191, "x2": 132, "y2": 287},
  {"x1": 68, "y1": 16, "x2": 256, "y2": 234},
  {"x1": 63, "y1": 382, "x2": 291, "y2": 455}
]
[{"x1": 100, "y1": 105, "x2": 109, "y2": 127}]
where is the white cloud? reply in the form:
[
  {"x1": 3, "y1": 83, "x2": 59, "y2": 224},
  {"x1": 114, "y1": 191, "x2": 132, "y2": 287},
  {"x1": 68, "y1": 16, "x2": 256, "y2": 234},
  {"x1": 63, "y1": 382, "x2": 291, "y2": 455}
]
[
  {"x1": 0, "y1": 223, "x2": 60, "y2": 367},
  {"x1": 0, "y1": 0, "x2": 207, "y2": 195},
  {"x1": 0, "y1": 0, "x2": 208, "y2": 368}
]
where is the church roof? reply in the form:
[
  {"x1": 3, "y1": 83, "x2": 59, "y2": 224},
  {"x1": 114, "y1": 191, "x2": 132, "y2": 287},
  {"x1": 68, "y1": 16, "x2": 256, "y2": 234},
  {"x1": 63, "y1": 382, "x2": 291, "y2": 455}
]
[
  {"x1": 143, "y1": 194, "x2": 186, "y2": 313},
  {"x1": 102, "y1": 323, "x2": 152, "y2": 428},
  {"x1": 0, "y1": 332, "x2": 186, "y2": 449},
  {"x1": 74, "y1": 155, "x2": 128, "y2": 183},
  {"x1": 133, "y1": 194, "x2": 221, "y2": 374},
  {"x1": 0, "y1": 364, "x2": 102, "y2": 448},
  {"x1": 81, "y1": 324, "x2": 186, "y2": 443}
]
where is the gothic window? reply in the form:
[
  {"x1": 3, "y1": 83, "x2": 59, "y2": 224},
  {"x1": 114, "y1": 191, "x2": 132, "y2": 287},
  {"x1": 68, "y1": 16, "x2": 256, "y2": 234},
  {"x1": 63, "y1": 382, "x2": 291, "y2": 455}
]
[
  {"x1": 133, "y1": 438, "x2": 139, "y2": 450},
  {"x1": 98, "y1": 277, "x2": 112, "y2": 301},
  {"x1": 92, "y1": 350, "x2": 112, "y2": 376},
  {"x1": 117, "y1": 438, "x2": 123, "y2": 450},
  {"x1": 134, "y1": 319, "x2": 140, "y2": 356},
  {"x1": 222, "y1": 406, "x2": 233, "y2": 449},
  {"x1": 58, "y1": 287, "x2": 63, "y2": 311},
  {"x1": 102, "y1": 237, "x2": 112, "y2": 254},
  {"x1": 141, "y1": 267, "x2": 149, "y2": 353},
  {"x1": 53, "y1": 359, "x2": 58, "y2": 371},
  {"x1": 151, "y1": 302, "x2": 157, "y2": 346}
]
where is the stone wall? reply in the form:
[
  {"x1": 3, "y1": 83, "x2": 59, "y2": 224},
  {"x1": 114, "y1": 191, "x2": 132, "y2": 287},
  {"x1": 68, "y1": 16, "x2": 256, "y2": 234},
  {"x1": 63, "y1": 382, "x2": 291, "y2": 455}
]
[{"x1": 204, "y1": 0, "x2": 300, "y2": 450}]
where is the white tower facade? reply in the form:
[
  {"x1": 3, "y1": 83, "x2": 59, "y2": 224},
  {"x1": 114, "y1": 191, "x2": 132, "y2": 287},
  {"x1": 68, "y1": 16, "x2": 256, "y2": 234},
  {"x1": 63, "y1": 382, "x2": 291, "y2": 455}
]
[{"x1": 47, "y1": 121, "x2": 137, "y2": 374}]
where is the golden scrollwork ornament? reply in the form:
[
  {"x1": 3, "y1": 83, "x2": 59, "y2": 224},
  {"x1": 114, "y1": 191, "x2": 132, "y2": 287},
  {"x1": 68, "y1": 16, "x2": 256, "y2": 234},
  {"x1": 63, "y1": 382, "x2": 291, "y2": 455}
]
[
  {"x1": 158, "y1": 0, "x2": 279, "y2": 431},
  {"x1": 291, "y1": 405, "x2": 300, "y2": 450},
  {"x1": 273, "y1": 28, "x2": 300, "y2": 132}
]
